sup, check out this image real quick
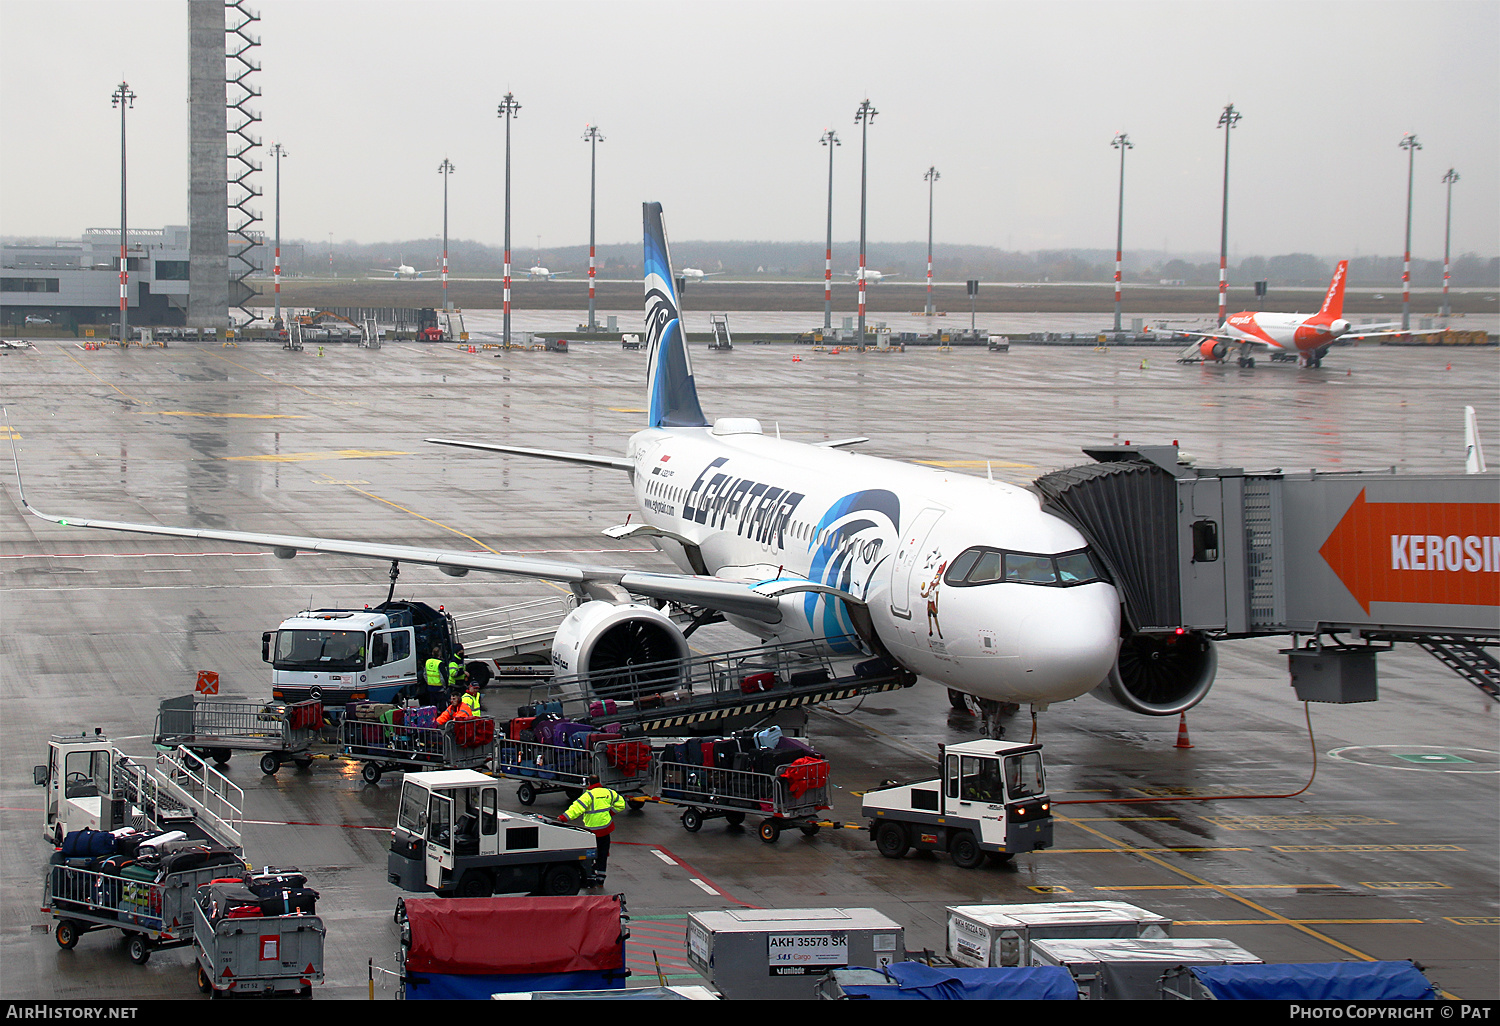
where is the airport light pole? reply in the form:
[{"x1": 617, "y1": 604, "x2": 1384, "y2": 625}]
[
  {"x1": 497, "y1": 92, "x2": 521, "y2": 347},
  {"x1": 269, "y1": 142, "x2": 288, "y2": 329},
  {"x1": 438, "y1": 158, "x2": 455, "y2": 313},
  {"x1": 1399, "y1": 133, "x2": 1421, "y2": 332},
  {"x1": 854, "y1": 98, "x2": 878, "y2": 343},
  {"x1": 111, "y1": 81, "x2": 136, "y2": 343},
  {"x1": 583, "y1": 125, "x2": 604, "y2": 332},
  {"x1": 924, "y1": 166, "x2": 939, "y2": 317},
  {"x1": 1111, "y1": 132, "x2": 1133, "y2": 334},
  {"x1": 1216, "y1": 103, "x2": 1241, "y2": 327},
  {"x1": 1441, "y1": 167, "x2": 1459, "y2": 320},
  {"x1": 821, "y1": 129, "x2": 839, "y2": 331}
]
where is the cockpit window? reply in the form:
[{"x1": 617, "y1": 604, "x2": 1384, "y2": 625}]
[{"x1": 944, "y1": 547, "x2": 1104, "y2": 588}]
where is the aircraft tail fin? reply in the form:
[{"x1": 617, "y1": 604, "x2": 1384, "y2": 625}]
[
  {"x1": 1318, "y1": 260, "x2": 1348, "y2": 320},
  {"x1": 1465, "y1": 406, "x2": 1488, "y2": 474},
  {"x1": 643, "y1": 202, "x2": 708, "y2": 428}
]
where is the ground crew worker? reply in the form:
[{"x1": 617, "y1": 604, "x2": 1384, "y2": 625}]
[
  {"x1": 446, "y1": 649, "x2": 467, "y2": 691},
  {"x1": 560, "y1": 775, "x2": 627, "y2": 881},
  {"x1": 460, "y1": 680, "x2": 482, "y2": 717},
  {"x1": 424, "y1": 645, "x2": 447, "y2": 701},
  {"x1": 436, "y1": 690, "x2": 473, "y2": 726}
]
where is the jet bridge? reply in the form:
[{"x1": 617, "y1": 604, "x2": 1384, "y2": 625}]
[{"x1": 1034, "y1": 445, "x2": 1499, "y2": 704}]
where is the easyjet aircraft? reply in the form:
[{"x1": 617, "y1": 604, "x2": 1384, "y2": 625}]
[{"x1": 1190, "y1": 261, "x2": 1439, "y2": 368}]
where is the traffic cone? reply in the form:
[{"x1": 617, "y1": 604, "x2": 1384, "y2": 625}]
[{"x1": 1174, "y1": 713, "x2": 1193, "y2": 749}]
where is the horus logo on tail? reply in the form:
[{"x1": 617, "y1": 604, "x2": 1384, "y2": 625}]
[{"x1": 642, "y1": 202, "x2": 708, "y2": 428}]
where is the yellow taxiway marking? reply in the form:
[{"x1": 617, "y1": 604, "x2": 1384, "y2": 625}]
[
  {"x1": 1095, "y1": 883, "x2": 1347, "y2": 891},
  {"x1": 1054, "y1": 812, "x2": 1388, "y2": 964},
  {"x1": 914, "y1": 459, "x2": 1034, "y2": 469},
  {"x1": 225, "y1": 450, "x2": 410, "y2": 462},
  {"x1": 153, "y1": 411, "x2": 306, "y2": 419},
  {"x1": 1049, "y1": 847, "x2": 1252, "y2": 854},
  {"x1": 1181, "y1": 919, "x2": 1425, "y2": 926},
  {"x1": 610, "y1": 408, "x2": 647, "y2": 414}
]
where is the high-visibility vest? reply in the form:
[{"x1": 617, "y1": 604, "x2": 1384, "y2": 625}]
[
  {"x1": 461, "y1": 691, "x2": 481, "y2": 716},
  {"x1": 425, "y1": 658, "x2": 445, "y2": 687},
  {"x1": 564, "y1": 786, "x2": 626, "y2": 834}
]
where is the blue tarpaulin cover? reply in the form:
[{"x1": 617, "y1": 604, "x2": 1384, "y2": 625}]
[
  {"x1": 1188, "y1": 962, "x2": 1436, "y2": 1001},
  {"x1": 837, "y1": 962, "x2": 1078, "y2": 1000}
]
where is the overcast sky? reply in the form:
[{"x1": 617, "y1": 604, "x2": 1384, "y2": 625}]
[{"x1": 1, "y1": 0, "x2": 1496, "y2": 264}]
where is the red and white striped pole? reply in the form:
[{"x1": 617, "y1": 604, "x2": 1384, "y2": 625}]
[
  {"x1": 583, "y1": 125, "x2": 603, "y2": 332},
  {"x1": 498, "y1": 93, "x2": 521, "y2": 347},
  {"x1": 112, "y1": 81, "x2": 135, "y2": 343},
  {"x1": 821, "y1": 130, "x2": 838, "y2": 332},
  {"x1": 1442, "y1": 168, "x2": 1458, "y2": 320},
  {"x1": 439, "y1": 157, "x2": 454, "y2": 313},
  {"x1": 1216, "y1": 104, "x2": 1240, "y2": 327},
  {"x1": 1399, "y1": 133, "x2": 1420, "y2": 332},
  {"x1": 924, "y1": 166, "x2": 938, "y2": 317},
  {"x1": 854, "y1": 99, "x2": 877, "y2": 343},
  {"x1": 1112, "y1": 133, "x2": 1131, "y2": 334}
]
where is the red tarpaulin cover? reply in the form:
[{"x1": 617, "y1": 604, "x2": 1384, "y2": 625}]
[{"x1": 403, "y1": 895, "x2": 626, "y2": 974}]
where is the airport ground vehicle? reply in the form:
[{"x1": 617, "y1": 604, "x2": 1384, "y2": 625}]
[
  {"x1": 654, "y1": 744, "x2": 831, "y2": 843},
  {"x1": 388, "y1": 770, "x2": 597, "y2": 897},
  {"x1": 263, "y1": 600, "x2": 481, "y2": 708},
  {"x1": 493, "y1": 733, "x2": 653, "y2": 808},
  {"x1": 154, "y1": 694, "x2": 323, "y2": 775},
  {"x1": 45, "y1": 838, "x2": 247, "y2": 965},
  {"x1": 193, "y1": 887, "x2": 325, "y2": 997},
  {"x1": 343, "y1": 713, "x2": 496, "y2": 784},
  {"x1": 35, "y1": 731, "x2": 243, "y2": 851},
  {"x1": 862, "y1": 739, "x2": 1053, "y2": 867}
]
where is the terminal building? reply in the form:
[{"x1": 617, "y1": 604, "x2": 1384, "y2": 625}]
[{"x1": 1, "y1": 229, "x2": 300, "y2": 331}]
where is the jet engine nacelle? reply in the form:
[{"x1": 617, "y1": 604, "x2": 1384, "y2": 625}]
[
  {"x1": 549, "y1": 600, "x2": 690, "y2": 700},
  {"x1": 1090, "y1": 629, "x2": 1217, "y2": 716},
  {"x1": 1199, "y1": 339, "x2": 1228, "y2": 361}
]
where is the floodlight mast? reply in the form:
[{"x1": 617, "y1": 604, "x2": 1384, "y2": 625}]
[
  {"x1": 1216, "y1": 104, "x2": 1241, "y2": 327},
  {"x1": 439, "y1": 158, "x2": 455, "y2": 312},
  {"x1": 1111, "y1": 133, "x2": 1133, "y2": 333},
  {"x1": 112, "y1": 82, "x2": 136, "y2": 343},
  {"x1": 497, "y1": 93, "x2": 521, "y2": 347},
  {"x1": 1399, "y1": 133, "x2": 1421, "y2": 332},
  {"x1": 821, "y1": 129, "x2": 839, "y2": 331},
  {"x1": 854, "y1": 98, "x2": 878, "y2": 344},
  {"x1": 269, "y1": 143, "x2": 288, "y2": 328},
  {"x1": 924, "y1": 166, "x2": 940, "y2": 317},
  {"x1": 1441, "y1": 168, "x2": 1459, "y2": 320},
  {"x1": 583, "y1": 125, "x2": 605, "y2": 332}
]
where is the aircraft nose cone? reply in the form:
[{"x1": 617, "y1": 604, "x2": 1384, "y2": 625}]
[{"x1": 1018, "y1": 588, "x2": 1121, "y2": 699}]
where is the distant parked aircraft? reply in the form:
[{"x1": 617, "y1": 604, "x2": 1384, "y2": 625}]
[
  {"x1": 678, "y1": 267, "x2": 722, "y2": 283},
  {"x1": 842, "y1": 269, "x2": 899, "y2": 284},
  {"x1": 369, "y1": 259, "x2": 435, "y2": 281},
  {"x1": 527, "y1": 266, "x2": 570, "y2": 281}
]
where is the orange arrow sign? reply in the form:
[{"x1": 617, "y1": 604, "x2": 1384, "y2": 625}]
[{"x1": 1319, "y1": 489, "x2": 1500, "y2": 614}]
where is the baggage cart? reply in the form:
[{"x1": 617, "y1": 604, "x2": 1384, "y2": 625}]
[
  {"x1": 493, "y1": 736, "x2": 653, "y2": 809},
  {"x1": 155, "y1": 694, "x2": 325, "y2": 776},
  {"x1": 652, "y1": 756, "x2": 830, "y2": 843},
  {"x1": 42, "y1": 848, "x2": 248, "y2": 965},
  {"x1": 192, "y1": 893, "x2": 325, "y2": 998},
  {"x1": 340, "y1": 714, "x2": 495, "y2": 785}
]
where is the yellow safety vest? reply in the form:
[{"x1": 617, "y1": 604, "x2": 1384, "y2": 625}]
[{"x1": 565, "y1": 786, "x2": 626, "y2": 834}]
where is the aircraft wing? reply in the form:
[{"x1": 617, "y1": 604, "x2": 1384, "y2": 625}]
[
  {"x1": 1339, "y1": 327, "x2": 1447, "y2": 341},
  {"x1": 427, "y1": 438, "x2": 634, "y2": 472},
  {"x1": 18, "y1": 494, "x2": 784, "y2": 624}
]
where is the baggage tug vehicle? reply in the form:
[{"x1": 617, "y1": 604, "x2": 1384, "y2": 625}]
[{"x1": 862, "y1": 740, "x2": 1052, "y2": 868}]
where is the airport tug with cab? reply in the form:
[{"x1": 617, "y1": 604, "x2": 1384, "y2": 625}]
[
  {"x1": 862, "y1": 740, "x2": 1052, "y2": 868},
  {"x1": 389, "y1": 770, "x2": 598, "y2": 898}
]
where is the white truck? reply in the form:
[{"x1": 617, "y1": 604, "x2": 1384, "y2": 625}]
[
  {"x1": 387, "y1": 770, "x2": 598, "y2": 898},
  {"x1": 263, "y1": 600, "x2": 479, "y2": 708},
  {"x1": 861, "y1": 739, "x2": 1052, "y2": 868}
]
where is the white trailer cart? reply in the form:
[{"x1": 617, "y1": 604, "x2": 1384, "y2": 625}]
[
  {"x1": 154, "y1": 694, "x2": 325, "y2": 775},
  {"x1": 192, "y1": 895, "x2": 326, "y2": 998},
  {"x1": 44, "y1": 848, "x2": 248, "y2": 965},
  {"x1": 341, "y1": 715, "x2": 495, "y2": 784},
  {"x1": 654, "y1": 756, "x2": 831, "y2": 843},
  {"x1": 493, "y1": 736, "x2": 654, "y2": 809}
]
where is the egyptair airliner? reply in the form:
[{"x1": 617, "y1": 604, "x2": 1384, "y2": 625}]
[
  {"x1": 20, "y1": 203, "x2": 1226, "y2": 727},
  {"x1": 1191, "y1": 261, "x2": 1440, "y2": 368}
]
